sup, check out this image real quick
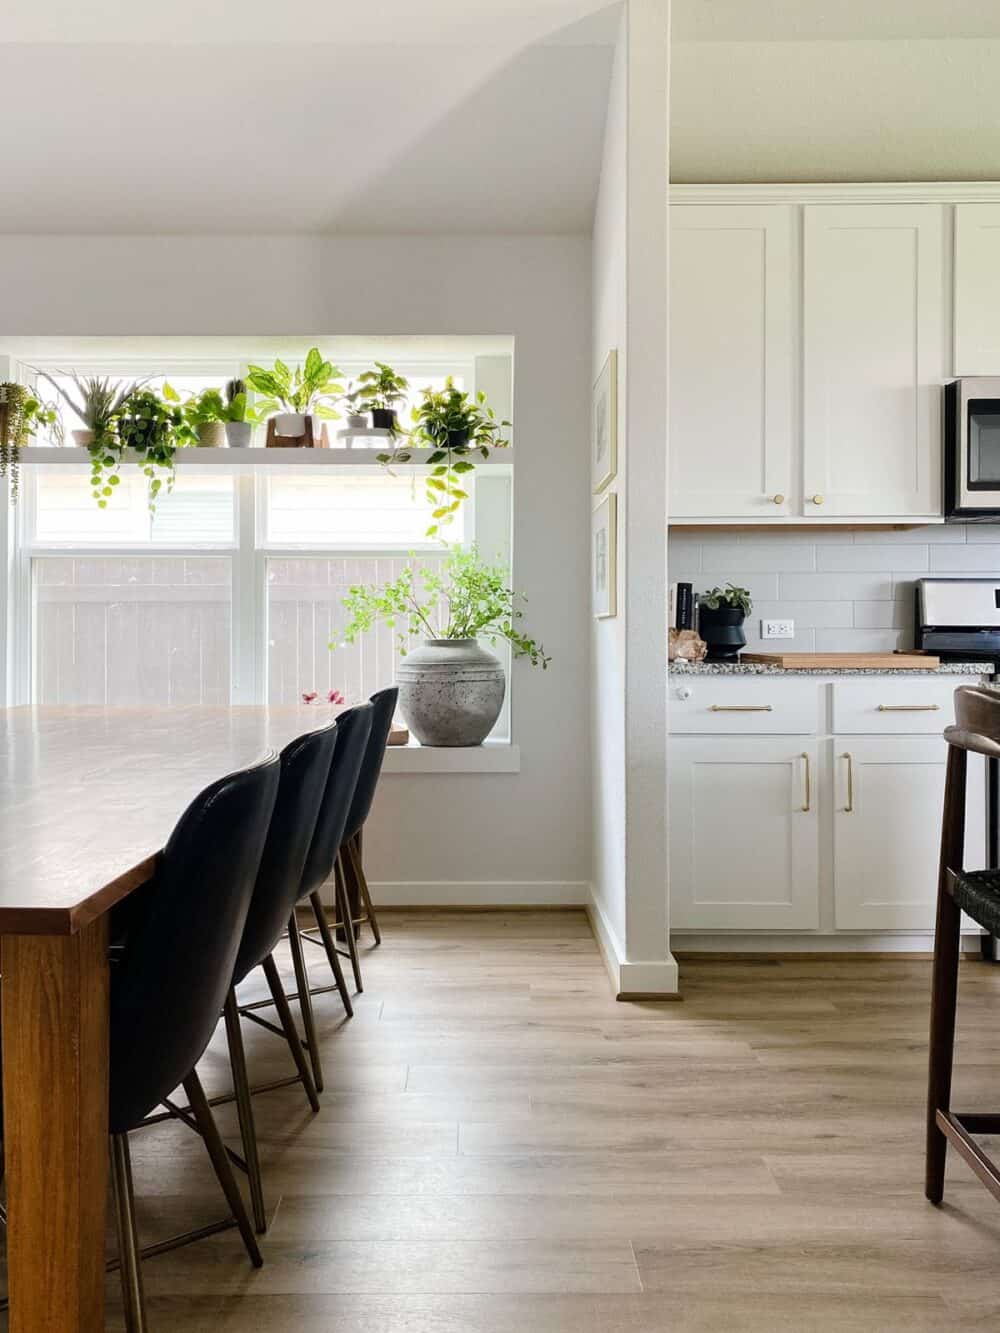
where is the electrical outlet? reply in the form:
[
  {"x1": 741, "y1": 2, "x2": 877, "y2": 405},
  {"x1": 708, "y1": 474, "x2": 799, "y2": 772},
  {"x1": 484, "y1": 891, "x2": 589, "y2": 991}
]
[{"x1": 762, "y1": 619, "x2": 795, "y2": 639}]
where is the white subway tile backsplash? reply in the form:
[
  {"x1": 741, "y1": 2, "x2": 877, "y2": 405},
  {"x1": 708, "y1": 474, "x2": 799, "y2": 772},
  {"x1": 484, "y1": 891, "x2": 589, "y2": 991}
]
[
  {"x1": 667, "y1": 523, "x2": 991, "y2": 651},
  {"x1": 816, "y1": 545, "x2": 930, "y2": 572},
  {"x1": 778, "y1": 573, "x2": 894, "y2": 601},
  {"x1": 928, "y1": 545, "x2": 1000, "y2": 571},
  {"x1": 754, "y1": 600, "x2": 853, "y2": 630}
]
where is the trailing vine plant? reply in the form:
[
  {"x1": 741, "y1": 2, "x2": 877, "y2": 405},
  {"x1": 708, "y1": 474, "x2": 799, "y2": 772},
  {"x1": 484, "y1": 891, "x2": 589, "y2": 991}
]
[
  {"x1": 377, "y1": 377, "x2": 510, "y2": 538},
  {"x1": 115, "y1": 386, "x2": 195, "y2": 511}
]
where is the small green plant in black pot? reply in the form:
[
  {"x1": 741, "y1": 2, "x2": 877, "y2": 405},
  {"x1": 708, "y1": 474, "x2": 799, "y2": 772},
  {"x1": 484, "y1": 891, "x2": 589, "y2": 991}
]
[
  {"x1": 697, "y1": 584, "x2": 752, "y2": 661},
  {"x1": 358, "y1": 361, "x2": 409, "y2": 431}
]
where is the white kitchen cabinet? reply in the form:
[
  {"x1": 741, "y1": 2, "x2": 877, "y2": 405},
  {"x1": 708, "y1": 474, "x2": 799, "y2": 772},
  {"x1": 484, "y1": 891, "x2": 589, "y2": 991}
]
[
  {"x1": 832, "y1": 738, "x2": 985, "y2": 931},
  {"x1": 802, "y1": 204, "x2": 944, "y2": 518},
  {"x1": 954, "y1": 203, "x2": 1000, "y2": 375},
  {"x1": 669, "y1": 205, "x2": 795, "y2": 518},
  {"x1": 669, "y1": 737, "x2": 820, "y2": 930}
]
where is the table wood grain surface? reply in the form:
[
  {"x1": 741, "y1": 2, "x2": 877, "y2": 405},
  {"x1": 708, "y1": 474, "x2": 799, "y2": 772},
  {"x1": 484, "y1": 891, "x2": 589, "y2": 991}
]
[{"x1": 0, "y1": 706, "x2": 337, "y2": 935}]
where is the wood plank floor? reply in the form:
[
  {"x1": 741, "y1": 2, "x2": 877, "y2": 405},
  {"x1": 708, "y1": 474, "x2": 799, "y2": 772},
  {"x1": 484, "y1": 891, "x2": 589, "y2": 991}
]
[{"x1": 25, "y1": 909, "x2": 1000, "y2": 1330}]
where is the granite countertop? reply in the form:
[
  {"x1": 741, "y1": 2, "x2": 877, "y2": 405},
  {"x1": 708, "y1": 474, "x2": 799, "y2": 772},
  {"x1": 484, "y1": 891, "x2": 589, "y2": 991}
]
[{"x1": 669, "y1": 661, "x2": 992, "y2": 677}]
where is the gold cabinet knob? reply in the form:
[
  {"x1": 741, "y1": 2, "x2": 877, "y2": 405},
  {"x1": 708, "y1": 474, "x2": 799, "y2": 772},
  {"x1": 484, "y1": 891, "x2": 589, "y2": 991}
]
[
  {"x1": 811, "y1": 494, "x2": 824, "y2": 505},
  {"x1": 772, "y1": 494, "x2": 785, "y2": 505}
]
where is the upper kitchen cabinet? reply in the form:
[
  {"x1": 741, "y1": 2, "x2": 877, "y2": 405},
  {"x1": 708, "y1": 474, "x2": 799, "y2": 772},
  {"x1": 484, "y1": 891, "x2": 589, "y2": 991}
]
[
  {"x1": 802, "y1": 204, "x2": 944, "y2": 520},
  {"x1": 669, "y1": 205, "x2": 795, "y2": 518},
  {"x1": 954, "y1": 203, "x2": 1000, "y2": 375}
]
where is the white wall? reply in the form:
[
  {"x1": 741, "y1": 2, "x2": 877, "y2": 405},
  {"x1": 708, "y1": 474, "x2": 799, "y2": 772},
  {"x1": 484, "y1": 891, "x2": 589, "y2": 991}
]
[
  {"x1": 0, "y1": 233, "x2": 592, "y2": 903},
  {"x1": 589, "y1": 0, "x2": 675, "y2": 995}
]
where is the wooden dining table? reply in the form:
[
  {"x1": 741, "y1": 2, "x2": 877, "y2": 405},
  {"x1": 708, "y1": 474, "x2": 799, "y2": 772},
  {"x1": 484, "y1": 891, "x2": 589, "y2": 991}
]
[{"x1": 0, "y1": 704, "x2": 337, "y2": 1331}]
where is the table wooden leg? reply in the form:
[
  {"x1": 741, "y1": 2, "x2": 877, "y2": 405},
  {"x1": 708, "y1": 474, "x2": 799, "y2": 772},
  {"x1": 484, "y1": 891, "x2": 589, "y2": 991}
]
[{"x1": 2, "y1": 916, "x2": 110, "y2": 1331}]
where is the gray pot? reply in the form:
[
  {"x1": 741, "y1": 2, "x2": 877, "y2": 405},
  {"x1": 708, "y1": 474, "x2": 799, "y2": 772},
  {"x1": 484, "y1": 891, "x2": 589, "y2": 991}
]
[
  {"x1": 397, "y1": 639, "x2": 505, "y2": 747},
  {"x1": 225, "y1": 421, "x2": 252, "y2": 448}
]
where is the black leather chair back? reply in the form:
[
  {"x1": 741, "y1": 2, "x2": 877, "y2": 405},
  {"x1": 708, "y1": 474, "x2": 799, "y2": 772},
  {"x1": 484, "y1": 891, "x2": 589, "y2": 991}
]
[
  {"x1": 300, "y1": 703, "x2": 373, "y2": 900},
  {"x1": 108, "y1": 752, "x2": 280, "y2": 1133},
  {"x1": 343, "y1": 687, "x2": 398, "y2": 844},
  {"x1": 232, "y1": 722, "x2": 338, "y2": 986}
]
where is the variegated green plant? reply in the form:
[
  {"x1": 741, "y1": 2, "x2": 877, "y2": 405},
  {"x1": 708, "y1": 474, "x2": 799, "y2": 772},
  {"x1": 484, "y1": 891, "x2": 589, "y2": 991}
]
[{"x1": 245, "y1": 348, "x2": 343, "y2": 420}]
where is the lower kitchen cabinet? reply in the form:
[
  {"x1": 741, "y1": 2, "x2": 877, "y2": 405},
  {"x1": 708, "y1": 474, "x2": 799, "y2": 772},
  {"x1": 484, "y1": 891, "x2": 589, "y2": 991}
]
[
  {"x1": 669, "y1": 737, "x2": 820, "y2": 930},
  {"x1": 832, "y1": 738, "x2": 985, "y2": 931}
]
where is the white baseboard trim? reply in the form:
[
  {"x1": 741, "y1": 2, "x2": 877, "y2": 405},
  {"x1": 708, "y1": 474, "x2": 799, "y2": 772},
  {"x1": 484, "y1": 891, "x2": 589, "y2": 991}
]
[
  {"x1": 366, "y1": 880, "x2": 589, "y2": 908},
  {"x1": 586, "y1": 886, "x2": 680, "y2": 998},
  {"x1": 672, "y1": 931, "x2": 984, "y2": 954}
]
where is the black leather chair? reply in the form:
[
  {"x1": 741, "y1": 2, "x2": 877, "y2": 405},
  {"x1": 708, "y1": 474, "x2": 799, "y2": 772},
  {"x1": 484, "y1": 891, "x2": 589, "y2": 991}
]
[
  {"x1": 108, "y1": 751, "x2": 280, "y2": 1332},
  {"x1": 333, "y1": 686, "x2": 399, "y2": 966},
  {"x1": 223, "y1": 721, "x2": 338, "y2": 1233},
  {"x1": 298, "y1": 703, "x2": 374, "y2": 1014}
]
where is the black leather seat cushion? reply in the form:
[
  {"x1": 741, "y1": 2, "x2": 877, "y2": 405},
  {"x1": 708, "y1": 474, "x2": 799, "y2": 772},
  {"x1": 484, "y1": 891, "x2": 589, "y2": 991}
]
[{"x1": 950, "y1": 869, "x2": 1000, "y2": 936}]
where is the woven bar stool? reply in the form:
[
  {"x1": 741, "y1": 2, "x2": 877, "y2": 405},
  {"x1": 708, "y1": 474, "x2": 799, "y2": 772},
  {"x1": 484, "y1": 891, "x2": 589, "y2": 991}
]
[{"x1": 927, "y1": 684, "x2": 1000, "y2": 1205}]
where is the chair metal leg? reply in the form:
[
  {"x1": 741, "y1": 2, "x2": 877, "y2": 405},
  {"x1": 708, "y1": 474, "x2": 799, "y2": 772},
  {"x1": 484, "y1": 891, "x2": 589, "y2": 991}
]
[
  {"x1": 926, "y1": 744, "x2": 968, "y2": 1205},
  {"x1": 111, "y1": 1132, "x2": 148, "y2": 1333},
  {"x1": 262, "y1": 953, "x2": 321, "y2": 1112},
  {"x1": 332, "y1": 859, "x2": 363, "y2": 992},
  {"x1": 223, "y1": 989, "x2": 267, "y2": 1234},
  {"x1": 346, "y1": 833, "x2": 381, "y2": 946},
  {"x1": 182, "y1": 1069, "x2": 263, "y2": 1268},
  {"x1": 308, "y1": 888, "x2": 357, "y2": 1009},
  {"x1": 287, "y1": 912, "x2": 329, "y2": 1090}
]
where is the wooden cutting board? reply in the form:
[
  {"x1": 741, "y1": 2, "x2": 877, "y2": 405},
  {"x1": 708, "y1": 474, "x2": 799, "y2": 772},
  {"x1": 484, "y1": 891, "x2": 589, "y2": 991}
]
[{"x1": 740, "y1": 652, "x2": 940, "y2": 670}]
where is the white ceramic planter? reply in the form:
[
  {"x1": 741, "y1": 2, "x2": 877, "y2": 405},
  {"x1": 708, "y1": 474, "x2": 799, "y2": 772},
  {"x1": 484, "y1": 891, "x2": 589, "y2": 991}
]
[
  {"x1": 274, "y1": 411, "x2": 306, "y2": 437},
  {"x1": 397, "y1": 639, "x2": 505, "y2": 747},
  {"x1": 225, "y1": 421, "x2": 252, "y2": 448}
]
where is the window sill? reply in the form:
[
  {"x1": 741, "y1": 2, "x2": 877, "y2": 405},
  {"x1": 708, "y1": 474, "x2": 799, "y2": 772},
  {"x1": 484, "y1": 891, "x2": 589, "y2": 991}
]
[{"x1": 382, "y1": 740, "x2": 520, "y2": 774}]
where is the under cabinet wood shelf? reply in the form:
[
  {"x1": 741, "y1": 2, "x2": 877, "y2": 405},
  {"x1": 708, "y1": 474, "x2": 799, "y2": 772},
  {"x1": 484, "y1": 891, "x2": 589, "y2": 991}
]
[{"x1": 19, "y1": 447, "x2": 513, "y2": 469}]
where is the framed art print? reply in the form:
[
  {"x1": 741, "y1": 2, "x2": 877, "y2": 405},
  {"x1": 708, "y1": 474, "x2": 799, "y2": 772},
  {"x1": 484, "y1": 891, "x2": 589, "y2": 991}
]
[
  {"x1": 592, "y1": 492, "x2": 617, "y2": 619},
  {"x1": 592, "y1": 349, "x2": 617, "y2": 494}
]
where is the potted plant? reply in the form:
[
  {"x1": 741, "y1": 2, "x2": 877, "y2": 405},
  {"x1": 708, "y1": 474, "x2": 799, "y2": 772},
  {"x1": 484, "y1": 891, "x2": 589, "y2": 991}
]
[
  {"x1": 340, "y1": 381, "x2": 369, "y2": 431},
  {"x1": 110, "y1": 386, "x2": 194, "y2": 511},
  {"x1": 377, "y1": 377, "x2": 511, "y2": 538},
  {"x1": 697, "y1": 584, "x2": 753, "y2": 661},
  {"x1": 245, "y1": 347, "x2": 343, "y2": 438},
  {"x1": 0, "y1": 383, "x2": 62, "y2": 501},
  {"x1": 334, "y1": 546, "x2": 549, "y2": 747},
  {"x1": 357, "y1": 361, "x2": 409, "y2": 431},
  {"x1": 37, "y1": 371, "x2": 144, "y2": 448},
  {"x1": 181, "y1": 385, "x2": 226, "y2": 447},
  {"x1": 220, "y1": 378, "x2": 255, "y2": 448}
]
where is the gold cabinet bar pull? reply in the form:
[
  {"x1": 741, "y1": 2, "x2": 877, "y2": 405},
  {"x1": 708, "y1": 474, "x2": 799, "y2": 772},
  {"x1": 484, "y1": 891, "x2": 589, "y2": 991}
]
[
  {"x1": 801, "y1": 752, "x2": 811, "y2": 813},
  {"x1": 841, "y1": 752, "x2": 854, "y2": 813},
  {"x1": 876, "y1": 704, "x2": 940, "y2": 712},
  {"x1": 709, "y1": 704, "x2": 773, "y2": 712}
]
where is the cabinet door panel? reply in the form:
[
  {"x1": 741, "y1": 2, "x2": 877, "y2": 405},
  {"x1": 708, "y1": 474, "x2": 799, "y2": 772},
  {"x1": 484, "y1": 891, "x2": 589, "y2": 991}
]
[
  {"x1": 833, "y1": 738, "x2": 984, "y2": 931},
  {"x1": 803, "y1": 204, "x2": 944, "y2": 517},
  {"x1": 669, "y1": 205, "x2": 794, "y2": 518},
  {"x1": 670, "y1": 738, "x2": 819, "y2": 930},
  {"x1": 954, "y1": 203, "x2": 1000, "y2": 375}
]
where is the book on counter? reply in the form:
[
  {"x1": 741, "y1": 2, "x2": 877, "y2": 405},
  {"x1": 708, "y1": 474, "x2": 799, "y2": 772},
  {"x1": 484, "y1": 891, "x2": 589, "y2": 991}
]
[{"x1": 670, "y1": 581, "x2": 694, "y2": 630}]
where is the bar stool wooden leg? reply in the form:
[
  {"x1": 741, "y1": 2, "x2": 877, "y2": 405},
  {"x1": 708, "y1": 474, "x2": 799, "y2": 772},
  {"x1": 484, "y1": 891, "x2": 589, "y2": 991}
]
[
  {"x1": 347, "y1": 833, "x2": 381, "y2": 946},
  {"x1": 223, "y1": 990, "x2": 267, "y2": 1233},
  {"x1": 261, "y1": 955, "x2": 320, "y2": 1113},
  {"x1": 111, "y1": 1133, "x2": 147, "y2": 1333},
  {"x1": 306, "y1": 893, "x2": 355, "y2": 1014},
  {"x1": 926, "y1": 744, "x2": 967, "y2": 1205},
  {"x1": 334, "y1": 856, "x2": 363, "y2": 992},
  {"x1": 287, "y1": 912, "x2": 326, "y2": 1091}
]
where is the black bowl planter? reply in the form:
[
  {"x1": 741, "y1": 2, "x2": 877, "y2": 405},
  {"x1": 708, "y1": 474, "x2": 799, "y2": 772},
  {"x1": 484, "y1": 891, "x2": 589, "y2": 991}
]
[
  {"x1": 371, "y1": 408, "x2": 397, "y2": 430},
  {"x1": 697, "y1": 604, "x2": 747, "y2": 661}
]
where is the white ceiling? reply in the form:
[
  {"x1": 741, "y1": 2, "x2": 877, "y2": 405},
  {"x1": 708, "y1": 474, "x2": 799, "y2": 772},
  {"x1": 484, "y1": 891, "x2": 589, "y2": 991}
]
[{"x1": 0, "y1": 1, "x2": 620, "y2": 235}]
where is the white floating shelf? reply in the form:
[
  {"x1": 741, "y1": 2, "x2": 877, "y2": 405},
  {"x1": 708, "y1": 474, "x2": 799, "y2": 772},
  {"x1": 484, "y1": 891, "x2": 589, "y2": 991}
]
[{"x1": 19, "y1": 446, "x2": 513, "y2": 468}]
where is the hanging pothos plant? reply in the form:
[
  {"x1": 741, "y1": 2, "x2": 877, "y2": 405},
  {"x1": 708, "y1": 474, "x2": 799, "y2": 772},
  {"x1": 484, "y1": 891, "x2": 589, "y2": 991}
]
[
  {"x1": 0, "y1": 383, "x2": 62, "y2": 502},
  {"x1": 377, "y1": 377, "x2": 510, "y2": 538},
  {"x1": 110, "y1": 387, "x2": 196, "y2": 511}
]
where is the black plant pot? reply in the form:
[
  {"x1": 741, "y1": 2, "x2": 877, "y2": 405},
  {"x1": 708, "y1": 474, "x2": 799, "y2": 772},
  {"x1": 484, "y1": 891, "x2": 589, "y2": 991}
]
[
  {"x1": 371, "y1": 408, "x2": 397, "y2": 431},
  {"x1": 445, "y1": 428, "x2": 470, "y2": 448},
  {"x1": 697, "y1": 604, "x2": 747, "y2": 661}
]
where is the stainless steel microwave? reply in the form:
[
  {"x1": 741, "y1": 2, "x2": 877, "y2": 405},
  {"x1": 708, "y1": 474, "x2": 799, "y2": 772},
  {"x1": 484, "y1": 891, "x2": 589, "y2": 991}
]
[{"x1": 945, "y1": 377, "x2": 1000, "y2": 519}]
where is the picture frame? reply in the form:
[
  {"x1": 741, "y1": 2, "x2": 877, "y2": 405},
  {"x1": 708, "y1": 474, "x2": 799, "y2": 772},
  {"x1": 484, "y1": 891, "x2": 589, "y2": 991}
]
[
  {"x1": 591, "y1": 349, "x2": 617, "y2": 495},
  {"x1": 592, "y1": 492, "x2": 617, "y2": 619}
]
